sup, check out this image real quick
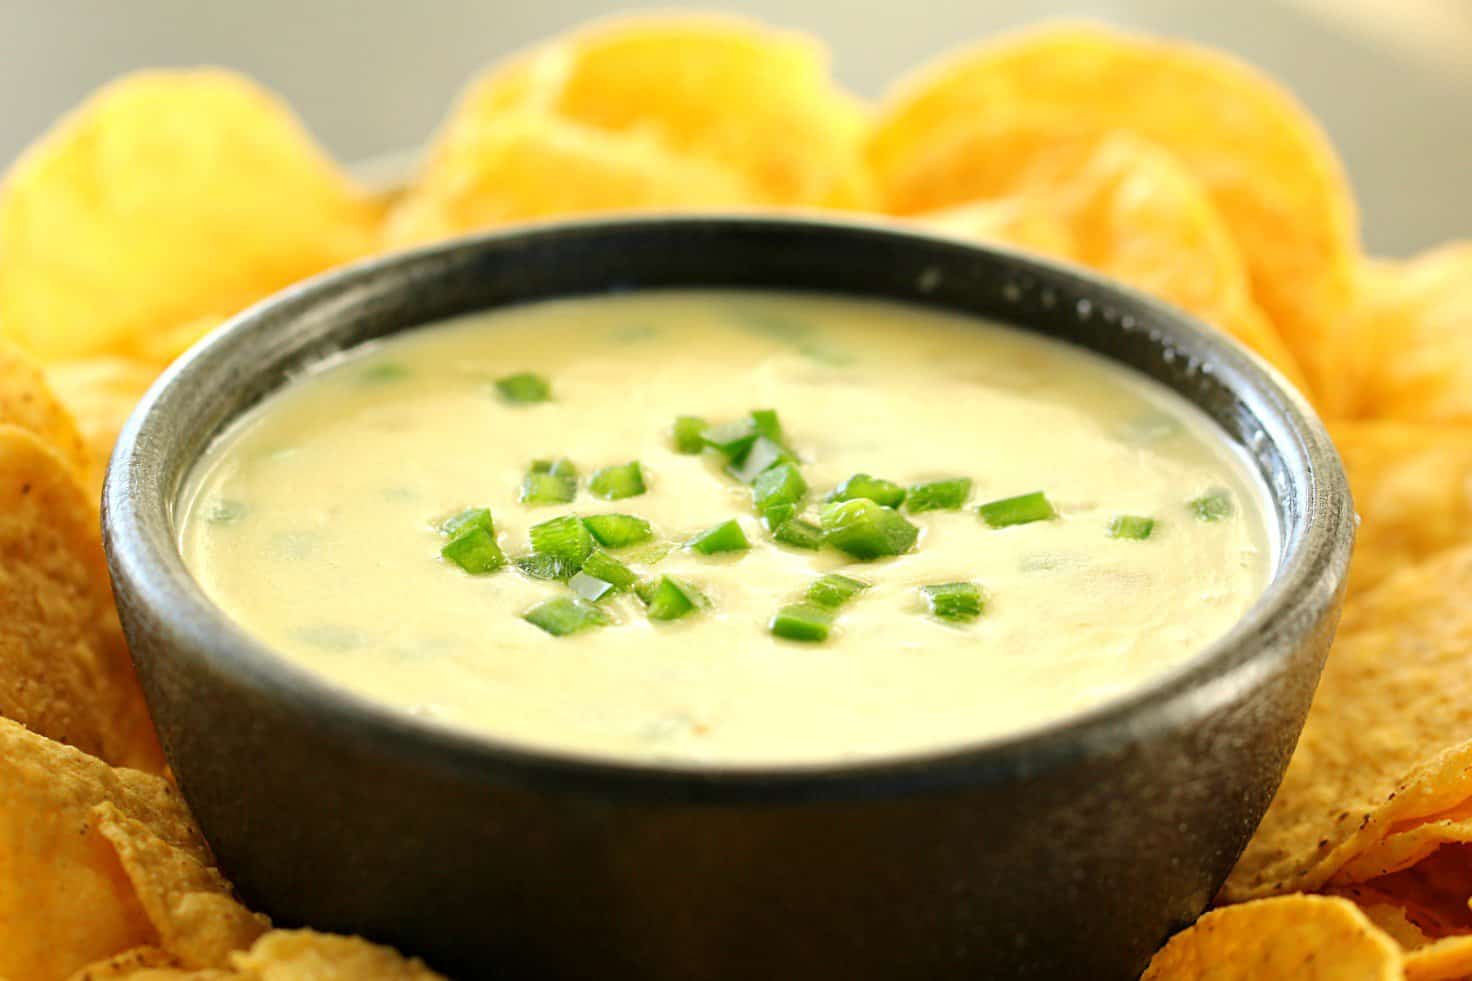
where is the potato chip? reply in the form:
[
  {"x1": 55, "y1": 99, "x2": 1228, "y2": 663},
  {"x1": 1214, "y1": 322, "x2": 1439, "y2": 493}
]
[
  {"x1": 1330, "y1": 421, "x2": 1472, "y2": 595},
  {"x1": 1356, "y1": 243, "x2": 1472, "y2": 422},
  {"x1": 46, "y1": 357, "x2": 160, "y2": 500},
  {"x1": 0, "y1": 718, "x2": 259, "y2": 981},
  {"x1": 228, "y1": 931, "x2": 444, "y2": 980},
  {"x1": 0, "y1": 70, "x2": 381, "y2": 362},
  {"x1": 1141, "y1": 895, "x2": 1403, "y2": 979},
  {"x1": 385, "y1": 113, "x2": 760, "y2": 245},
  {"x1": 436, "y1": 13, "x2": 874, "y2": 209},
  {"x1": 0, "y1": 425, "x2": 160, "y2": 770},
  {"x1": 1224, "y1": 545, "x2": 1472, "y2": 900},
  {"x1": 0, "y1": 338, "x2": 90, "y2": 479},
  {"x1": 916, "y1": 130, "x2": 1310, "y2": 393},
  {"x1": 869, "y1": 23, "x2": 1359, "y2": 410}
]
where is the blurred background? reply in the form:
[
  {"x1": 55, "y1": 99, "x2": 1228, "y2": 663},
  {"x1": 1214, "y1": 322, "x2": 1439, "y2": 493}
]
[{"x1": 4, "y1": 0, "x2": 1467, "y2": 256}]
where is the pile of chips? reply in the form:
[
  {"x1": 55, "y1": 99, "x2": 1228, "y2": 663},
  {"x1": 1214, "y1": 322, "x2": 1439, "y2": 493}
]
[{"x1": 1, "y1": 12, "x2": 1469, "y2": 980}]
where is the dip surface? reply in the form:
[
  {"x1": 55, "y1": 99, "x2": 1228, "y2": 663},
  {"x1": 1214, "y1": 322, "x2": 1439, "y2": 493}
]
[{"x1": 180, "y1": 291, "x2": 1273, "y2": 765}]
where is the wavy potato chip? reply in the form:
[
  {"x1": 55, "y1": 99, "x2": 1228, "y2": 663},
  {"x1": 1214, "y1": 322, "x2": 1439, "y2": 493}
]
[
  {"x1": 1224, "y1": 545, "x2": 1472, "y2": 901},
  {"x1": 1330, "y1": 421, "x2": 1472, "y2": 595},
  {"x1": 0, "y1": 70, "x2": 381, "y2": 362},
  {"x1": 869, "y1": 23, "x2": 1359, "y2": 409},
  {"x1": 1141, "y1": 895, "x2": 1403, "y2": 980},
  {"x1": 917, "y1": 130, "x2": 1309, "y2": 392},
  {"x1": 46, "y1": 357, "x2": 160, "y2": 500},
  {"x1": 0, "y1": 425, "x2": 159, "y2": 770},
  {"x1": 438, "y1": 13, "x2": 874, "y2": 209},
  {"x1": 1356, "y1": 243, "x2": 1472, "y2": 422},
  {"x1": 386, "y1": 112, "x2": 760, "y2": 244}
]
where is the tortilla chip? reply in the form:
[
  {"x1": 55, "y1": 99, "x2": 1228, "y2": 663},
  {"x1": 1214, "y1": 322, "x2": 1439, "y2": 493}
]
[
  {"x1": 0, "y1": 718, "x2": 254, "y2": 980},
  {"x1": 1330, "y1": 421, "x2": 1472, "y2": 596},
  {"x1": 0, "y1": 425, "x2": 160, "y2": 770},
  {"x1": 1404, "y1": 935, "x2": 1472, "y2": 981},
  {"x1": 0, "y1": 338, "x2": 91, "y2": 481},
  {"x1": 130, "y1": 316, "x2": 227, "y2": 370},
  {"x1": 1224, "y1": 545, "x2": 1472, "y2": 900},
  {"x1": 45, "y1": 356, "x2": 158, "y2": 501},
  {"x1": 0, "y1": 70, "x2": 381, "y2": 362},
  {"x1": 1356, "y1": 243, "x2": 1472, "y2": 422},
  {"x1": 228, "y1": 931, "x2": 444, "y2": 980},
  {"x1": 916, "y1": 130, "x2": 1309, "y2": 393},
  {"x1": 1141, "y1": 895, "x2": 1402, "y2": 979},
  {"x1": 385, "y1": 112, "x2": 760, "y2": 245},
  {"x1": 435, "y1": 13, "x2": 873, "y2": 209},
  {"x1": 66, "y1": 947, "x2": 231, "y2": 981},
  {"x1": 869, "y1": 23, "x2": 1359, "y2": 410}
]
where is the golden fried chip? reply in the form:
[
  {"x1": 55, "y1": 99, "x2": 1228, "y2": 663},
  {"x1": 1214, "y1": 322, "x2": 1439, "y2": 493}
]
[
  {"x1": 1330, "y1": 421, "x2": 1472, "y2": 595},
  {"x1": 386, "y1": 113, "x2": 760, "y2": 245},
  {"x1": 1404, "y1": 936, "x2": 1472, "y2": 981},
  {"x1": 130, "y1": 316, "x2": 227, "y2": 370},
  {"x1": 439, "y1": 13, "x2": 874, "y2": 209},
  {"x1": 1356, "y1": 243, "x2": 1472, "y2": 422},
  {"x1": 46, "y1": 357, "x2": 159, "y2": 500},
  {"x1": 0, "y1": 425, "x2": 159, "y2": 770},
  {"x1": 916, "y1": 130, "x2": 1309, "y2": 393},
  {"x1": 0, "y1": 718, "x2": 258, "y2": 981},
  {"x1": 1224, "y1": 545, "x2": 1472, "y2": 900},
  {"x1": 0, "y1": 338, "x2": 90, "y2": 479},
  {"x1": 869, "y1": 23, "x2": 1359, "y2": 409},
  {"x1": 228, "y1": 931, "x2": 444, "y2": 980},
  {"x1": 1141, "y1": 895, "x2": 1402, "y2": 979},
  {"x1": 0, "y1": 70, "x2": 381, "y2": 362}
]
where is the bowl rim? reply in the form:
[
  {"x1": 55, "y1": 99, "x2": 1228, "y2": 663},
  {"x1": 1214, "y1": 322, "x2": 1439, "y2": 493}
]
[{"x1": 103, "y1": 213, "x2": 1354, "y2": 800}]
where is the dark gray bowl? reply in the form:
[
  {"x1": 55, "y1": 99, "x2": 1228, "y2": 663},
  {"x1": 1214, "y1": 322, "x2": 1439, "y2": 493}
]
[{"x1": 103, "y1": 216, "x2": 1353, "y2": 981}]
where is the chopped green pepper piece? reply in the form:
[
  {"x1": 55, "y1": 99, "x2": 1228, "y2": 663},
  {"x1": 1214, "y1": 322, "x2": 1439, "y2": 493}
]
[
  {"x1": 920, "y1": 582, "x2": 985, "y2": 622},
  {"x1": 772, "y1": 518, "x2": 824, "y2": 550},
  {"x1": 820, "y1": 499, "x2": 919, "y2": 560},
  {"x1": 672, "y1": 415, "x2": 707, "y2": 454},
  {"x1": 760, "y1": 502, "x2": 798, "y2": 530},
  {"x1": 514, "y1": 553, "x2": 580, "y2": 581},
  {"x1": 440, "y1": 527, "x2": 505, "y2": 575},
  {"x1": 638, "y1": 575, "x2": 706, "y2": 621},
  {"x1": 807, "y1": 574, "x2": 869, "y2": 609},
  {"x1": 523, "y1": 596, "x2": 608, "y2": 635},
  {"x1": 589, "y1": 461, "x2": 646, "y2": 500},
  {"x1": 700, "y1": 419, "x2": 758, "y2": 461},
  {"x1": 686, "y1": 519, "x2": 750, "y2": 555},
  {"x1": 1189, "y1": 489, "x2": 1233, "y2": 522},
  {"x1": 528, "y1": 515, "x2": 594, "y2": 568},
  {"x1": 830, "y1": 473, "x2": 906, "y2": 509},
  {"x1": 905, "y1": 477, "x2": 972, "y2": 513},
  {"x1": 727, "y1": 436, "x2": 797, "y2": 484},
  {"x1": 569, "y1": 571, "x2": 616, "y2": 603},
  {"x1": 1108, "y1": 515, "x2": 1157, "y2": 540},
  {"x1": 441, "y1": 506, "x2": 493, "y2": 537},
  {"x1": 770, "y1": 603, "x2": 834, "y2": 643},
  {"x1": 979, "y1": 491, "x2": 1057, "y2": 528},
  {"x1": 360, "y1": 362, "x2": 409, "y2": 384},
  {"x1": 519, "y1": 458, "x2": 577, "y2": 505},
  {"x1": 495, "y1": 372, "x2": 551, "y2": 404},
  {"x1": 752, "y1": 463, "x2": 807, "y2": 524},
  {"x1": 749, "y1": 409, "x2": 784, "y2": 444},
  {"x1": 582, "y1": 513, "x2": 653, "y2": 548},
  {"x1": 581, "y1": 549, "x2": 638, "y2": 590}
]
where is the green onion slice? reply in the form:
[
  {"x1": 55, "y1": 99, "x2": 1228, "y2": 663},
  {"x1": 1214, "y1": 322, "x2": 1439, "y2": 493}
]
[
  {"x1": 589, "y1": 461, "x2": 646, "y2": 500},
  {"x1": 528, "y1": 515, "x2": 594, "y2": 568},
  {"x1": 495, "y1": 372, "x2": 552, "y2": 404},
  {"x1": 806, "y1": 574, "x2": 869, "y2": 609},
  {"x1": 638, "y1": 575, "x2": 707, "y2": 621},
  {"x1": 523, "y1": 596, "x2": 608, "y2": 635},
  {"x1": 752, "y1": 463, "x2": 807, "y2": 524},
  {"x1": 440, "y1": 506, "x2": 493, "y2": 538},
  {"x1": 1108, "y1": 515, "x2": 1157, "y2": 540},
  {"x1": 820, "y1": 499, "x2": 919, "y2": 560},
  {"x1": 905, "y1": 477, "x2": 972, "y2": 513},
  {"x1": 582, "y1": 513, "x2": 653, "y2": 548},
  {"x1": 581, "y1": 549, "x2": 638, "y2": 590},
  {"x1": 673, "y1": 416, "x2": 707, "y2": 454},
  {"x1": 440, "y1": 527, "x2": 505, "y2": 575},
  {"x1": 830, "y1": 473, "x2": 906, "y2": 509},
  {"x1": 920, "y1": 582, "x2": 985, "y2": 622},
  {"x1": 686, "y1": 519, "x2": 750, "y2": 555},
  {"x1": 772, "y1": 518, "x2": 824, "y2": 550},
  {"x1": 979, "y1": 491, "x2": 1056, "y2": 528},
  {"x1": 1189, "y1": 489, "x2": 1234, "y2": 522},
  {"x1": 770, "y1": 603, "x2": 834, "y2": 643}
]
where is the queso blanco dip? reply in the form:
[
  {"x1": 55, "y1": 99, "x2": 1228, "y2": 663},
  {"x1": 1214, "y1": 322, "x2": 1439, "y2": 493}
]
[{"x1": 180, "y1": 291, "x2": 1273, "y2": 765}]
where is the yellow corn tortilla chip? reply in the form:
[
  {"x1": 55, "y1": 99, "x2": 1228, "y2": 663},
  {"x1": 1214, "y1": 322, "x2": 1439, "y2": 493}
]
[
  {"x1": 0, "y1": 70, "x2": 381, "y2": 362},
  {"x1": 0, "y1": 425, "x2": 160, "y2": 770},
  {"x1": 45, "y1": 357, "x2": 159, "y2": 501},
  {"x1": 1224, "y1": 545, "x2": 1472, "y2": 900},
  {"x1": 869, "y1": 23, "x2": 1359, "y2": 410},
  {"x1": 1330, "y1": 421, "x2": 1472, "y2": 596},
  {"x1": 66, "y1": 946, "x2": 229, "y2": 981},
  {"x1": 0, "y1": 338, "x2": 91, "y2": 481},
  {"x1": 386, "y1": 112, "x2": 760, "y2": 245},
  {"x1": 1356, "y1": 243, "x2": 1472, "y2": 422},
  {"x1": 228, "y1": 931, "x2": 445, "y2": 980},
  {"x1": 916, "y1": 130, "x2": 1309, "y2": 394},
  {"x1": 1141, "y1": 895, "x2": 1403, "y2": 979},
  {"x1": 438, "y1": 13, "x2": 873, "y2": 209},
  {"x1": 0, "y1": 718, "x2": 259, "y2": 981},
  {"x1": 1404, "y1": 935, "x2": 1472, "y2": 981}
]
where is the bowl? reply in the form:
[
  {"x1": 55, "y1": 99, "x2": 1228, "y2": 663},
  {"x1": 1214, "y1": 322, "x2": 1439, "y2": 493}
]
[{"x1": 102, "y1": 215, "x2": 1353, "y2": 980}]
